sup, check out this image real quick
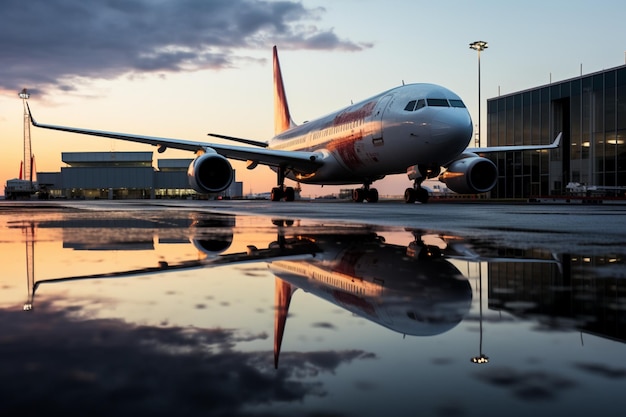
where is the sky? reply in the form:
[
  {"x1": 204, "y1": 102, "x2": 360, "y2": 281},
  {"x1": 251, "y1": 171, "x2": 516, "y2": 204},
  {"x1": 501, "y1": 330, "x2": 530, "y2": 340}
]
[{"x1": 1, "y1": 0, "x2": 626, "y2": 197}]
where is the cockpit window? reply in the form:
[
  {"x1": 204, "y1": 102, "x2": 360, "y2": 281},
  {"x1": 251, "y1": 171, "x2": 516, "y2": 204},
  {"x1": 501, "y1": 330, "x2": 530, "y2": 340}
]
[
  {"x1": 426, "y1": 98, "x2": 449, "y2": 107},
  {"x1": 404, "y1": 99, "x2": 426, "y2": 112},
  {"x1": 449, "y1": 99, "x2": 466, "y2": 108}
]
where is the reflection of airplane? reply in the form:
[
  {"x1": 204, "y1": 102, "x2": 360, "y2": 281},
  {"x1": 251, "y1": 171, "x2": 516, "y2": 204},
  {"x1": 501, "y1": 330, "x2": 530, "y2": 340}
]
[
  {"x1": 23, "y1": 215, "x2": 571, "y2": 369},
  {"x1": 23, "y1": 216, "x2": 474, "y2": 369},
  {"x1": 269, "y1": 232, "x2": 473, "y2": 368},
  {"x1": 28, "y1": 47, "x2": 560, "y2": 203}
]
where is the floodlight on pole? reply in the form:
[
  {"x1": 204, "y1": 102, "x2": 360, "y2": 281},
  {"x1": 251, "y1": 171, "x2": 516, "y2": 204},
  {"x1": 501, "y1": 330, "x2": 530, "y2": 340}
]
[
  {"x1": 469, "y1": 41, "x2": 488, "y2": 148},
  {"x1": 19, "y1": 88, "x2": 30, "y2": 100}
]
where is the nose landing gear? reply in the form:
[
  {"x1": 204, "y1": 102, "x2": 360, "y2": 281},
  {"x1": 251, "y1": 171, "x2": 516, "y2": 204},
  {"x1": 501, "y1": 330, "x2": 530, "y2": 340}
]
[
  {"x1": 404, "y1": 186, "x2": 429, "y2": 204},
  {"x1": 352, "y1": 182, "x2": 379, "y2": 203},
  {"x1": 405, "y1": 164, "x2": 437, "y2": 203}
]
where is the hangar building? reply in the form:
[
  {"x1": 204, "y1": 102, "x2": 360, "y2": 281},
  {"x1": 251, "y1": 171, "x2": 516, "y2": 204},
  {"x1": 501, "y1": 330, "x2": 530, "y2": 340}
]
[
  {"x1": 487, "y1": 64, "x2": 626, "y2": 198},
  {"x1": 37, "y1": 151, "x2": 243, "y2": 199}
]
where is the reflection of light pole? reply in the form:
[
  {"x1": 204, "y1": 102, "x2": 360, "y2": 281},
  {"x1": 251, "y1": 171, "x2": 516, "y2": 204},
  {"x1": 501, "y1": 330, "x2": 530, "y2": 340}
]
[
  {"x1": 471, "y1": 264, "x2": 489, "y2": 364},
  {"x1": 22, "y1": 221, "x2": 35, "y2": 312},
  {"x1": 469, "y1": 41, "x2": 488, "y2": 148}
]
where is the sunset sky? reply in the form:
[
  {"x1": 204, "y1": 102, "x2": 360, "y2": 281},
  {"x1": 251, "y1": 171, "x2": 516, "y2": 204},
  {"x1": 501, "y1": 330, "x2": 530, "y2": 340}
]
[{"x1": 2, "y1": 0, "x2": 625, "y2": 197}]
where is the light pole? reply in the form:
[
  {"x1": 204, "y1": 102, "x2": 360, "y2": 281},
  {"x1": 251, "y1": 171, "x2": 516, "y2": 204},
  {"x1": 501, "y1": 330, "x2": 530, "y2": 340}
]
[
  {"x1": 469, "y1": 41, "x2": 488, "y2": 148},
  {"x1": 18, "y1": 88, "x2": 33, "y2": 186}
]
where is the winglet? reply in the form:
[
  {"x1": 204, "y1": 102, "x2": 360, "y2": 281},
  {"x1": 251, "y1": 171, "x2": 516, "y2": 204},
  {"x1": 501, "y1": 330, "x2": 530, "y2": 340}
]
[
  {"x1": 552, "y1": 132, "x2": 562, "y2": 148},
  {"x1": 273, "y1": 46, "x2": 296, "y2": 135}
]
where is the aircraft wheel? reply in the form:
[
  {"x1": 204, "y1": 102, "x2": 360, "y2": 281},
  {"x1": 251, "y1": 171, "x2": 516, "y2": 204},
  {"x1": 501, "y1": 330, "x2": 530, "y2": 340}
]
[
  {"x1": 271, "y1": 187, "x2": 283, "y2": 201},
  {"x1": 352, "y1": 188, "x2": 366, "y2": 203},
  {"x1": 417, "y1": 187, "x2": 429, "y2": 204},
  {"x1": 284, "y1": 187, "x2": 295, "y2": 201},
  {"x1": 404, "y1": 188, "x2": 417, "y2": 203},
  {"x1": 366, "y1": 188, "x2": 379, "y2": 203}
]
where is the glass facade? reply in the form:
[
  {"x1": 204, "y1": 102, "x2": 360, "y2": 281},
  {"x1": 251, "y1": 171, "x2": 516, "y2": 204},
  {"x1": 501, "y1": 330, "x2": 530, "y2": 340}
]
[{"x1": 487, "y1": 65, "x2": 626, "y2": 198}]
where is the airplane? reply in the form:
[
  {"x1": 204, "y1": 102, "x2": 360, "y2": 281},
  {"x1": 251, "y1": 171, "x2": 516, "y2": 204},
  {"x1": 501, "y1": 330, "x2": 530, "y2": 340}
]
[{"x1": 28, "y1": 46, "x2": 561, "y2": 203}]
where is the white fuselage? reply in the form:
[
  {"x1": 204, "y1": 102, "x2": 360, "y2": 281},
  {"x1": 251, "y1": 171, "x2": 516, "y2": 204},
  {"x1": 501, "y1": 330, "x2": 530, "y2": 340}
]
[{"x1": 268, "y1": 83, "x2": 473, "y2": 185}]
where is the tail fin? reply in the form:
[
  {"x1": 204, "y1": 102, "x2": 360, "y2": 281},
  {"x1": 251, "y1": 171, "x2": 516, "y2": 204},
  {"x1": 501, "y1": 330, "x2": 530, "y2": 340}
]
[
  {"x1": 273, "y1": 46, "x2": 296, "y2": 135},
  {"x1": 274, "y1": 277, "x2": 296, "y2": 369}
]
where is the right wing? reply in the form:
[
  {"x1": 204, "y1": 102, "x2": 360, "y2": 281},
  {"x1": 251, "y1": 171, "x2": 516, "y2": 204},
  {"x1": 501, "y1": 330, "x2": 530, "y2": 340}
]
[
  {"x1": 466, "y1": 132, "x2": 562, "y2": 154},
  {"x1": 28, "y1": 104, "x2": 323, "y2": 173}
]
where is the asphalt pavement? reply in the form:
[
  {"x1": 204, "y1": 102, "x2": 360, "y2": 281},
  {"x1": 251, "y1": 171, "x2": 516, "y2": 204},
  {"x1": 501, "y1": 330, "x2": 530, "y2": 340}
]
[{"x1": 4, "y1": 199, "x2": 624, "y2": 254}]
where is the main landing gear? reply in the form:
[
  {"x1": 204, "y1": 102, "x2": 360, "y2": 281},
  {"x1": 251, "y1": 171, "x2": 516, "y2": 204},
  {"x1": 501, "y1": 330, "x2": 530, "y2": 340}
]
[
  {"x1": 271, "y1": 185, "x2": 295, "y2": 202},
  {"x1": 352, "y1": 183, "x2": 379, "y2": 203},
  {"x1": 271, "y1": 166, "x2": 296, "y2": 201}
]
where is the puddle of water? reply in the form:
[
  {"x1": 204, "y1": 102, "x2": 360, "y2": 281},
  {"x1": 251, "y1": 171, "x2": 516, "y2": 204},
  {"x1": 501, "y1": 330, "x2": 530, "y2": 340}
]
[{"x1": 1, "y1": 205, "x2": 625, "y2": 416}]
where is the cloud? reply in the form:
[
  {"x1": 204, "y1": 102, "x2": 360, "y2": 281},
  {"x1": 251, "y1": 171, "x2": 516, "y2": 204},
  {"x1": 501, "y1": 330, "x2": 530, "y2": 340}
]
[
  {"x1": 0, "y1": 300, "x2": 373, "y2": 415},
  {"x1": 0, "y1": 0, "x2": 371, "y2": 95},
  {"x1": 473, "y1": 366, "x2": 577, "y2": 402}
]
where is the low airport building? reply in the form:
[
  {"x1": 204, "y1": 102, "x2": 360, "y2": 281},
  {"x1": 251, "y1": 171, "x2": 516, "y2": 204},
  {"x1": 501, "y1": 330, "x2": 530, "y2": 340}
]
[
  {"x1": 487, "y1": 64, "x2": 626, "y2": 198},
  {"x1": 37, "y1": 151, "x2": 243, "y2": 199}
]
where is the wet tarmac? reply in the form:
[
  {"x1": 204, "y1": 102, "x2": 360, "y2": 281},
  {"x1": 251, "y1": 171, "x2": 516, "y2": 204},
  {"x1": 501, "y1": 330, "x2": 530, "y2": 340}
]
[{"x1": 1, "y1": 200, "x2": 625, "y2": 416}]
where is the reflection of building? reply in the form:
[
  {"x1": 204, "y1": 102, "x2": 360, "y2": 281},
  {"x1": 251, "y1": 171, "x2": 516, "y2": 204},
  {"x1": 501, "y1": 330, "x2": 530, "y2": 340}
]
[
  {"x1": 488, "y1": 251, "x2": 626, "y2": 343},
  {"x1": 37, "y1": 151, "x2": 242, "y2": 199},
  {"x1": 487, "y1": 65, "x2": 626, "y2": 198}
]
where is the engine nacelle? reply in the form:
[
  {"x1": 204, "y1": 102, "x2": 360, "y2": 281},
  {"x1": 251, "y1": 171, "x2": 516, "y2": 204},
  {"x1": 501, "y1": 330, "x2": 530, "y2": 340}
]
[
  {"x1": 439, "y1": 155, "x2": 498, "y2": 194},
  {"x1": 187, "y1": 152, "x2": 234, "y2": 193}
]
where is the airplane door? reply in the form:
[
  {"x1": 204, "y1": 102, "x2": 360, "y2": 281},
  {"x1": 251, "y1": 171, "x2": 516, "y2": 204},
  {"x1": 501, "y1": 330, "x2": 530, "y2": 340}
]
[
  {"x1": 356, "y1": 95, "x2": 393, "y2": 164},
  {"x1": 369, "y1": 94, "x2": 392, "y2": 146}
]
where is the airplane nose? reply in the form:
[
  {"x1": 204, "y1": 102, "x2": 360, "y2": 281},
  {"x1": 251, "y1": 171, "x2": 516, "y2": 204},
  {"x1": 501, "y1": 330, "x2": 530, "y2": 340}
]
[{"x1": 430, "y1": 110, "x2": 473, "y2": 150}]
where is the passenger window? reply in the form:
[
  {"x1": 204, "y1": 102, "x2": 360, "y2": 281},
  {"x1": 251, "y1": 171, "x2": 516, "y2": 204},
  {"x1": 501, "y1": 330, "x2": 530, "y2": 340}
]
[
  {"x1": 404, "y1": 100, "x2": 417, "y2": 111},
  {"x1": 426, "y1": 98, "x2": 449, "y2": 107},
  {"x1": 449, "y1": 99, "x2": 466, "y2": 108}
]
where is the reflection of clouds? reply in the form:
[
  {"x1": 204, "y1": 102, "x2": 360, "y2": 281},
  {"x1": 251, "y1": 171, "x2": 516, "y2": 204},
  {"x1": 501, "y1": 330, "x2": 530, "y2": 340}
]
[
  {"x1": 237, "y1": 266, "x2": 272, "y2": 277},
  {"x1": 574, "y1": 363, "x2": 626, "y2": 379},
  {"x1": 277, "y1": 351, "x2": 377, "y2": 378},
  {"x1": 474, "y1": 366, "x2": 577, "y2": 401},
  {"x1": 312, "y1": 322, "x2": 337, "y2": 330},
  {"x1": 0, "y1": 301, "x2": 373, "y2": 415}
]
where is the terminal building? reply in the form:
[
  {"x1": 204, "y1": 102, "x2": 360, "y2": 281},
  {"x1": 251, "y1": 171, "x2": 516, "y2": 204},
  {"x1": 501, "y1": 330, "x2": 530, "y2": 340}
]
[
  {"x1": 37, "y1": 151, "x2": 243, "y2": 199},
  {"x1": 487, "y1": 64, "x2": 626, "y2": 198}
]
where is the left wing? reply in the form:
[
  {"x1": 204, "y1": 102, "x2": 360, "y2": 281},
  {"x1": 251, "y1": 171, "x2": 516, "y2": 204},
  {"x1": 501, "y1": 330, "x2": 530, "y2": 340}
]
[
  {"x1": 28, "y1": 104, "x2": 323, "y2": 173},
  {"x1": 466, "y1": 132, "x2": 562, "y2": 154}
]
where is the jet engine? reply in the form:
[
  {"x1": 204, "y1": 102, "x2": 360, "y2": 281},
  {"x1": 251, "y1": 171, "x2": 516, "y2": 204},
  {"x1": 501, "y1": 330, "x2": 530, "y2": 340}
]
[
  {"x1": 187, "y1": 152, "x2": 234, "y2": 193},
  {"x1": 190, "y1": 216, "x2": 235, "y2": 256},
  {"x1": 439, "y1": 155, "x2": 497, "y2": 194}
]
